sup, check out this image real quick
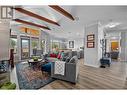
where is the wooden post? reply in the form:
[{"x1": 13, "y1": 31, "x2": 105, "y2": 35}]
[{"x1": 10, "y1": 49, "x2": 14, "y2": 68}]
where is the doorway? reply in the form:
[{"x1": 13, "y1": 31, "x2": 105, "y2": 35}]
[
  {"x1": 10, "y1": 36, "x2": 18, "y2": 62},
  {"x1": 111, "y1": 41, "x2": 119, "y2": 51},
  {"x1": 21, "y1": 38, "x2": 30, "y2": 59},
  {"x1": 110, "y1": 41, "x2": 119, "y2": 60}
]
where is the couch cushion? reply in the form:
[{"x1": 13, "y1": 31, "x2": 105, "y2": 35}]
[
  {"x1": 61, "y1": 52, "x2": 68, "y2": 61},
  {"x1": 57, "y1": 53, "x2": 61, "y2": 59},
  {"x1": 62, "y1": 57, "x2": 66, "y2": 61},
  {"x1": 69, "y1": 56, "x2": 78, "y2": 64},
  {"x1": 65, "y1": 56, "x2": 71, "y2": 63},
  {"x1": 69, "y1": 57, "x2": 75, "y2": 63},
  {"x1": 50, "y1": 53, "x2": 57, "y2": 58}
]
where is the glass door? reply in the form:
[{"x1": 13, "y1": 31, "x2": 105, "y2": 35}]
[
  {"x1": 31, "y1": 38, "x2": 39, "y2": 55},
  {"x1": 21, "y1": 38, "x2": 30, "y2": 59},
  {"x1": 10, "y1": 37, "x2": 17, "y2": 54},
  {"x1": 10, "y1": 37, "x2": 18, "y2": 62}
]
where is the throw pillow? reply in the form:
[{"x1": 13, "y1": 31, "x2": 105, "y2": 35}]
[
  {"x1": 62, "y1": 57, "x2": 67, "y2": 61},
  {"x1": 57, "y1": 53, "x2": 61, "y2": 59},
  {"x1": 69, "y1": 57, "x2": 75, "y2": 63},
  {"x1": 65, "y1": 56, "x2": 71, "y2": 63}
]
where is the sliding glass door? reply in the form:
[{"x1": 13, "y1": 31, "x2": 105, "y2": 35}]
[
  {"x1": 21, "y1": 38, "x2": 30, "y2": 59},
  {"x1": 10, "y1": 37, "x2": 17, "y2": 54},
  {"x1": 31, "y1": 38, "x2": 39, "y2": 55}
]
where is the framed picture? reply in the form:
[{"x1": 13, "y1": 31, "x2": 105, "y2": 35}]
[
  {"x1": 69, "y1": 41, "x2": 74, "y2": 48},
  {"x1": 87, "y1": 42, "x2": 94, "y2": 48},
  {"x1": 87, "y1": 34, "x2": 95, "y2": 41}
]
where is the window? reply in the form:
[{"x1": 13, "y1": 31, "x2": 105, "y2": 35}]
[
  {"x1": 21, "y1": 38, "x2": 30, "y2": 59},
  {"x1": 31, "y1": 38, "x2": 39, "y2": 50},
  {"x1": 10, "y1": 38, "x2": 17, "y2": 54},
  {"x1": 52, "y1": 41, "x2": 60, "y2": 52},
  {"x1": 41, "y1": 40, "x2": 45, "y2": 52}
]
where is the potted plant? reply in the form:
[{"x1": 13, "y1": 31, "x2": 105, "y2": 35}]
[{"x1": 32, "y1": 56, "x2": 39, "y2": 61}]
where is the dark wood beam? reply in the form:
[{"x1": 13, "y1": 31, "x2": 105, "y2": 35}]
[
  {"x1": 13, "y1": 19, "x2": 51, "y2": 30},
  {"x1": 14, "y1": 8, "x2": 60, "y2": 26},
  {"x1": 49, "y1": 5, "x2": 74, "y2": 21}
]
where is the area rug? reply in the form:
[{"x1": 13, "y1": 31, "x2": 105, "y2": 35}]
[{"x1": 16, "y1": 62, "x2": 54, "y2": 89}]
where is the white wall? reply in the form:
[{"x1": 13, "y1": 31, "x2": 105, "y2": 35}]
[
  {"x1": 120, "y1": 32, "x2": 127, "y2": 61},
  {"x1": 98, "y1": 23, "x2": 104, "y2": 61},
  {"x1": 67, "y1": 38, "x2": 83, "y2": 50},
  {"x1": 74, "y1": 39, "x2": 84, "y2": 50},
  {"x1": 84, "y1": 23, "x2": 104, "y2": 68},
  {"x1": 0, "y1": 20, "x2": 10, "y2": 60},
  {"x1": 105, "y1": 31, "x2": 121, "y2": 52}
]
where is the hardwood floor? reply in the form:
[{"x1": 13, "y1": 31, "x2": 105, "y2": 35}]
[
  {"x1": 11, "y1": 59, "x2": 127, "y2": 89},
  {"x1": 41, "y1": 59, "x2": 127, "y2": 89}
]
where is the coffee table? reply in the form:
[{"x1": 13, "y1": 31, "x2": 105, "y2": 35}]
[{"x1": 28, "y1": 59, "x2": 43, "y2": 70}]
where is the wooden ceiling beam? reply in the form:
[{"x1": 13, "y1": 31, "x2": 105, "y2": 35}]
[
  {"x1": 49, "y1": 5, "x2": 75, "y2": 21},
  {"x1": 14, "y1": 8, "x2": 60, "y2": 26},
  {"x1": 13, "y1": 19, "x2": 51, "y2": 30}
]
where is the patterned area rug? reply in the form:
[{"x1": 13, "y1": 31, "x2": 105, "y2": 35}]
[{"x1": 16, "y1": 62, "x2": 54, "y2": 89}]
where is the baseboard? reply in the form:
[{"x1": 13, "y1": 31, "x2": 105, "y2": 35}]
[{"x1": 84, "y1": 63, "x2": 99, "y2": 68}]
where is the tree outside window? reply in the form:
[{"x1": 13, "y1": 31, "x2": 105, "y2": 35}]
[
  {"x1": 31, "y1": 39, "x2": 39, "y2": 49},
  {"x1": 10, "y1": 38, "x2": 17, "y2": 54}
]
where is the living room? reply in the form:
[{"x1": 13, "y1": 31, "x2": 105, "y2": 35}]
[{"x1": 0, "y1": 5, "x2": 127, "y2": 89}]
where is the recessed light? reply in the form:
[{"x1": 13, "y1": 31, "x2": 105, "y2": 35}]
[
  {"x1": 112, "y1": 36, "x2": 117, "y2": 39},
  {"x1": 77, "y1": 33, "x2": 80, "y2": 35},
  {"x1": 105, "y1": 22, "x2": 120, "y2": 28},
  {"x1": 75, "y1": 17, "x2": 79, "y2": 21}
]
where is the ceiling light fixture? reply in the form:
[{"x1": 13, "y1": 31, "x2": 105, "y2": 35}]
[
  {"x1": 105, "y1": 22, "x2": 120, "y2": 28},
  {"x1": 77, "y1": 33, "x2": 80, "y2": 35},
  {"x1": 75, "y1": 17, "x2": 79, "y2": 21},
  {"x1": 111, "y1": 36, "x2": 117, "y2": 39}
]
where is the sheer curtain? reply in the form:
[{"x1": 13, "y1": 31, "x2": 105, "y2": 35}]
[{"x1": 0, "y1": 21, "x2": 10, "y2": 60}]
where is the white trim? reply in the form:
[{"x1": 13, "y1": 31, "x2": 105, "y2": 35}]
[{"x1": 84, "y1": 63, "x2": 100, "y2": 68}]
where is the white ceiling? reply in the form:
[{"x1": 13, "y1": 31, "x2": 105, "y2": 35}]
[{"x1": 11, "y1": 6, "x2": 127, "y2": 40}]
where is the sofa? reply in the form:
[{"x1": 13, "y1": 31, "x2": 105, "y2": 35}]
[
  {"x1": 51, "y1": 56, "x2": 79, "y2": 83},
  {"x1": 41, "y1": 51, "x2": 78, "y2": 76},
  {"x1": 111, "y1": 51, "x2": 119, "y2": 60}
]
